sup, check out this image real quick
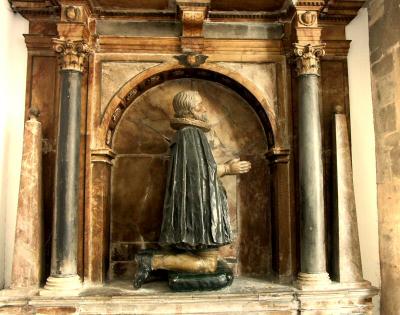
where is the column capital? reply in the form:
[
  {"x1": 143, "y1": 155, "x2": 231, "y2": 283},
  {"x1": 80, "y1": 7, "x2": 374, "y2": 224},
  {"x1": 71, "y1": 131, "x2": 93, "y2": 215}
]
[
  {"x1": 293, "y1": 43, "x2": 326, "y2": 76},
  {"x1": 53, "y1": 38, "x2": 92, "y2": 72}
]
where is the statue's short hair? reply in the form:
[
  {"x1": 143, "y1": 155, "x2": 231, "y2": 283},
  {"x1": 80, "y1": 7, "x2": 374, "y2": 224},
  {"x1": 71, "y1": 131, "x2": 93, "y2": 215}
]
[{"x1": 173, "y1": 90, "x2": 200, "y2": 118}]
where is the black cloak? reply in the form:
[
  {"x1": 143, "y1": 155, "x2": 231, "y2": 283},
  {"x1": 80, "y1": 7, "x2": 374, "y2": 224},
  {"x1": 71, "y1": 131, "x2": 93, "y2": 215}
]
[{"x1": 159, "y1": 125, "x2": 232, "y2": 250}]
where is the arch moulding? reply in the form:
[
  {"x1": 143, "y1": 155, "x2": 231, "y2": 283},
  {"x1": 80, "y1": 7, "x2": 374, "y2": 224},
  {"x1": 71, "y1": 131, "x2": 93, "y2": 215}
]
[{"x1": 97, "y1": 62, "x2": 280, "y2": 151}]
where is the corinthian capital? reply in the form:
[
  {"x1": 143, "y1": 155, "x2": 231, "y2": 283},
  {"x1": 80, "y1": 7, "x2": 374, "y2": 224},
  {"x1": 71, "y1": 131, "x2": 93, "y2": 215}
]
[
  {"x1": 293, "y1": 43, "x2": 326, "y2": 76},
  {"x1": 53, "y1": 38, "x2": 92, "y2": 72}
]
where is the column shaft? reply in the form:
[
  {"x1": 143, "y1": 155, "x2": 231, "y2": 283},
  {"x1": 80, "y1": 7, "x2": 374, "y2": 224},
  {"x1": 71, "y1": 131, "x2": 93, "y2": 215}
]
[
  {"x1": 50, "y1": 70, "x2": 82, "y2": 277},
  {"x1": 298, "y1": 74, "x2": 327, "y2": 274}
]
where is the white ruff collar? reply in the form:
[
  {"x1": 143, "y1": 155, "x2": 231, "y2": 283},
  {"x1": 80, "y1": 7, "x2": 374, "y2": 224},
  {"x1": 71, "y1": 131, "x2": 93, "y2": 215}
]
[{"x1": 170, "y1": 117, "x2": 211, "y2": 132}]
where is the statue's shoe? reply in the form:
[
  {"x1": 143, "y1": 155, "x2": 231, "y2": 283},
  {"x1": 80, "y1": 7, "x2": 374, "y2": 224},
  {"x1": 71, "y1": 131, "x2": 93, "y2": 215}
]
[{"x1": 133, "y1": 252, "x2": 153, "y2": 289}]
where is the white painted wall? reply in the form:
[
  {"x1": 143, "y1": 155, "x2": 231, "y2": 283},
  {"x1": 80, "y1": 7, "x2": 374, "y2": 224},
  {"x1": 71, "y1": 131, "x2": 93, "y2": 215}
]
[
  {"x1": 0, "y1": 2, "x2": 29, "y2": 288},
  {"x1": 346, "y1": 7, "x2": 381, "y2": 314}
]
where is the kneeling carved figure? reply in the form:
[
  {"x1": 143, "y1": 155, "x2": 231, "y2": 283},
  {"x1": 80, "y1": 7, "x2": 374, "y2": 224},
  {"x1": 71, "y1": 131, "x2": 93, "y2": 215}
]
[{"x1": 133, "y1": 90, "x2": 251, "y2": 291}]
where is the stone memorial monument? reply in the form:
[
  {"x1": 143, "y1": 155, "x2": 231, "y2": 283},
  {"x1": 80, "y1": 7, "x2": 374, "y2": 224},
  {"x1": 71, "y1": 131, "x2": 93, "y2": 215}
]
[{"x1": 2, "y1": 0, "x2": 380, "y2": 313}]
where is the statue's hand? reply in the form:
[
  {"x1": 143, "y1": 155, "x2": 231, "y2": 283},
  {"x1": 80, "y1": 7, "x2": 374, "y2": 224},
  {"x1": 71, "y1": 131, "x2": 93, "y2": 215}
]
[{"x1": 226, "y1": 158, "x2": 251, "y2": 175}]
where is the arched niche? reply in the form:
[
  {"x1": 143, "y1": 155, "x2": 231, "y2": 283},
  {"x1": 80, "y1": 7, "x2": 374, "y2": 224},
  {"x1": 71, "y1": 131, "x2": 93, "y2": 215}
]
[
  {"x1": 109, "y1": 77, "x2": 273, "y2": 280},
  {"x1": 101, "y1": 66, "x2": 276, "y2": 149}
]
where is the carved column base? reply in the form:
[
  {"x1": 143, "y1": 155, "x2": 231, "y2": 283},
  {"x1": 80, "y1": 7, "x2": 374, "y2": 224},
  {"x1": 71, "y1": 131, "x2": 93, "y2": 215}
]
[
  {"x1": 296, "y1": 272, "x2": 331, "y2": 290},
  {"x1": 40, "y1": 275, "x2": 82, "y2": 296}
]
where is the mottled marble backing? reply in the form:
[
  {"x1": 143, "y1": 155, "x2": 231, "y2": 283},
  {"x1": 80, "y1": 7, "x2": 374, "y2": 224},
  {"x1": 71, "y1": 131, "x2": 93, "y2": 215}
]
[
  {"x1": 101, "y1": 62, "x2": 160, "y2": 114},
  {"x1": 217, "y1": 62, "x2": 277, "y2": 113}
]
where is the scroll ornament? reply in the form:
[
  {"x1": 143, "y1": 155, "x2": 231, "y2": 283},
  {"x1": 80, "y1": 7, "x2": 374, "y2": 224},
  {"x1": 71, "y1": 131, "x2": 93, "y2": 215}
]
[
  {"x1": 293, "y1": 43, "x2": 326, "y2": 76},
  {"x1": 53, "y1": 39, "x2": 92, "y2": 72}
]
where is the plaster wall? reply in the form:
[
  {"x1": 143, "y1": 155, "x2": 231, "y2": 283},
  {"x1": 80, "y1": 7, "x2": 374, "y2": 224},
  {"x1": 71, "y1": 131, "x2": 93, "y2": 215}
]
[
  {"x1": 0, "y1": 3, "x2": 28, "y2": 289},
  {"x1": 366, "y1": 0, "x2": 400, "y2": 313},
  {"x1": 345, "y1": 8, "x2": 380, "y2": 313}
]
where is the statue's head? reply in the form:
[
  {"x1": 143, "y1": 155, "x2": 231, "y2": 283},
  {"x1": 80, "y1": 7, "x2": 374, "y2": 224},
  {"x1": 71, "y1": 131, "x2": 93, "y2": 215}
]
[{"x1": 172, "y1": 90, "x2": 208, "y2": 123}]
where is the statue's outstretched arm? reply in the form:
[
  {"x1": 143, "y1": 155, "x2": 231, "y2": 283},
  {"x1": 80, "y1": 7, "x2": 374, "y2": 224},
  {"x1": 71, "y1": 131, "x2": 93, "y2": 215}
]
[{"x1": 217, "y1": 158, "x2": 251, "y2": 177}]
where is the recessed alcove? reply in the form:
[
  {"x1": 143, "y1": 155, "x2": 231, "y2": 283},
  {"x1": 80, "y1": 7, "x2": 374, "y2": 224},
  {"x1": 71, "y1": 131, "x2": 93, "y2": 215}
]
[{"x1": 109, "y1": 78, "x2": 272, "y2": 280}]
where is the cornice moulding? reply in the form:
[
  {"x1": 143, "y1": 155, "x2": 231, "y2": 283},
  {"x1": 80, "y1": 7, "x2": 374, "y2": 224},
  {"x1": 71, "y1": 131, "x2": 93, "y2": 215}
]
[{"x1": 9, "y1": 0, "x2": 365, "y2": 25}]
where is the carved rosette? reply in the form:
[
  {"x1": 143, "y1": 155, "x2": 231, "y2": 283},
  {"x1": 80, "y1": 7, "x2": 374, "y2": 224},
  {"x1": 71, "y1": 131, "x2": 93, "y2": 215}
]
[
  {"x1": 293, "y1": 43, "x2": 326, "y2": 76},
  {"x1": 53, "y1": 39, "x2": 92, "y2": 72}
]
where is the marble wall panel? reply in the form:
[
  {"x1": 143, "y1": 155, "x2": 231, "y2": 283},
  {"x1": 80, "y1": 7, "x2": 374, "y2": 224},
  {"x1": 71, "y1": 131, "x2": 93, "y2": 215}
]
[
  {"x1": 101, "y1": 62, "x2": 160, "y2": 114},
  {"x1": 97, "y1": 21, "x2": 181, "y2": 37},
  {"x1": 237, "y1": 156, "x2": 271, "y2": 276},
  {"x1": 204, "y1": 22, "x2": 284, "y2": 39},
  {"x1": 217, "y1": 62, "x2": 277, "y2": 114},
  {"x1": 110, "y1": 78, "x2": 270, "y2": 279},
  {"x1": 111, "y1": 156, "x2": 168, "y2": 243}
]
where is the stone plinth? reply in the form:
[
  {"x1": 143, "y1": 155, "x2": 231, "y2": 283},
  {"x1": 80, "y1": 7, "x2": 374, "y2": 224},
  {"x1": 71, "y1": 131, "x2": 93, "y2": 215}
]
[
  {"x1": 297, "y1": 283, "x2": 378, "y2": 314},
  {"x1": 0, "y1": 279, "x2": 378, "y2": 314}
]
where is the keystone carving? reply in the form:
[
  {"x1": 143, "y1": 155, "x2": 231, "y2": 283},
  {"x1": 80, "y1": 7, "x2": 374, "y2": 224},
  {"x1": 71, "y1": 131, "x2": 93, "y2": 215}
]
[{"x1": 174, "y1": 53, "x2": 208, "y2": 67}]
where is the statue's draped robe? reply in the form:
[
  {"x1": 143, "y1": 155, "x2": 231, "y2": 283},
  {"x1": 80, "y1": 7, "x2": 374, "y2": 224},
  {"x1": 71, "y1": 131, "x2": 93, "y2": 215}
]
[{"x1": 160, "y1": 126, "x2": 232, "y2": 250}]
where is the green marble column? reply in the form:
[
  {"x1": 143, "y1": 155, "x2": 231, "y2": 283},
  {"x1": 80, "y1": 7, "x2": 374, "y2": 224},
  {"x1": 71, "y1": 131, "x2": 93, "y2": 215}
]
[
  {"x1": 42, "y1": 39, "x2": 90, "y2": 296},
  {"x1": 294, "y1": 44, "x2": 331, "y2": 288}
]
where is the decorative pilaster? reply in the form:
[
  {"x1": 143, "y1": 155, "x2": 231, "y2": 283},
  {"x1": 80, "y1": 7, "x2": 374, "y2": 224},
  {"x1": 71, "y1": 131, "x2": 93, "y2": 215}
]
[
  {"x1": 266, "y1": 148, "x2": 295, "y2": 282},
  {"x1": 41, "y1": 5, "x2": 92, "y2": 295},
  {"x1": 294, "y1": 42, "x2": 331, "y2": 288},
  {"x1": 85, "y1": 149, "x2": 116, "y2": 283}
]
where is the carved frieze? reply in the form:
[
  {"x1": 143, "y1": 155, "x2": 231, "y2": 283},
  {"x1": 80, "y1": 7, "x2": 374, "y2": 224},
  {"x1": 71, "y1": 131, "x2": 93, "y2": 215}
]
[
  {"x1": 53, "y1": 39, "x2": 92, "y2": 72},
  {"x1": 293, "y1": 43, "x2": 325, "y2": 76}
]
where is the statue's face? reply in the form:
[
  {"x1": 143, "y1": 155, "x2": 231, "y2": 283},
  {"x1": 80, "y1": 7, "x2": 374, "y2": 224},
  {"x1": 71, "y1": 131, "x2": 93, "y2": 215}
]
[{"x1": 191, "y1": 94, "x2": 208, "y2": 122}]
